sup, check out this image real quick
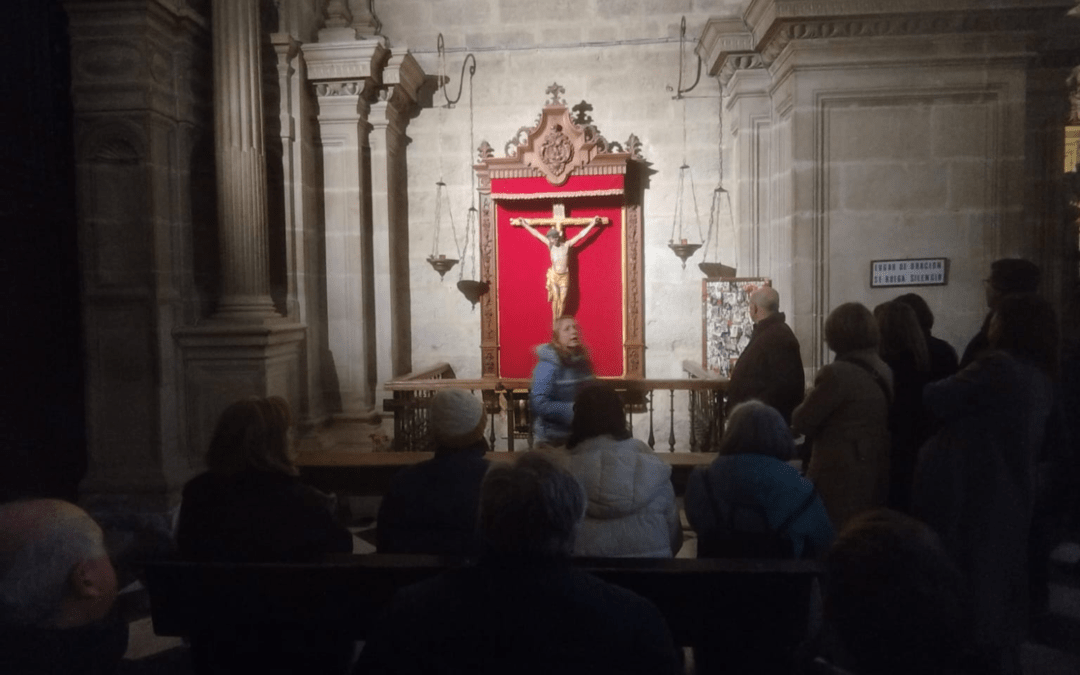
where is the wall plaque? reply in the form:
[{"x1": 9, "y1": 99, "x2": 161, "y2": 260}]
[{"x1": 870, "y1": 258, "x2": 948, "y2": 287}]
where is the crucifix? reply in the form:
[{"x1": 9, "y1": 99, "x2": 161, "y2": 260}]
[{"x1": 511, "y1": 203, "x2": 609, "y2": 322}]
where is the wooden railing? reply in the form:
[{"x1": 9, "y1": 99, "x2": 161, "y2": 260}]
[
  {"x1": 384, "y1": 363, "x2": 457, "y2": 452},
  {"x1": 382, "y1": 361, "x2": 728, "y2": 453}
]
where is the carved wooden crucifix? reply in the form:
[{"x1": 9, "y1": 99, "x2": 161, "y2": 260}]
[{"x1": 511, "y1": 203, "x2": 610, "y2": 322}]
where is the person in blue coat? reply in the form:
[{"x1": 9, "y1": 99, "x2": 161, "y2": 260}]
[
  {"x1": 686, "y1": 400, "x2": 834, "y2": 560},
  {"x1": 529, "y1": 316, "x2": 594, "y2": 447}
]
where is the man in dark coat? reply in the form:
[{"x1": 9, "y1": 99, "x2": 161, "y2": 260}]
[
  {"x1": 355, "y1": 452, "x2": 681, "y2": 675},
  {"x1": 726, "y1": 286, "x2": 805, "y2": 424},
  {"x1": 959, "y1": 258, "x2": 1040, "y2": 368},
  {"x1": 376, "y1": 388, "x2": 491, "y2": 556}
]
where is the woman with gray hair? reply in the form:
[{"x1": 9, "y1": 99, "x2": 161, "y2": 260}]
[
  {"x1": 685, "y1": 400, "x2": 833, "y2": 560},
  {"x1": 685, "y1": 401, "x2": 833, "y2": 675}
]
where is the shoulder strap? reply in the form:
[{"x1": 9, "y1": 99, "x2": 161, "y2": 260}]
[
  {"x1": 837, "y1": 354, "x2": 891, "y2": 402},
  {"x1": 776, "y1": 486, "x2": 819, "y2": 533}
]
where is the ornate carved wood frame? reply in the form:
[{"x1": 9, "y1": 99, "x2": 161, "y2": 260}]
[{"x1": 473, "y1": 86, "x2": 649, "y2": 379}]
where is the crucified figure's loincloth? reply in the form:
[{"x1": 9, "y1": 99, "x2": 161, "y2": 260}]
[{"x1": 546, "y1": 267, "x2": 570, "y2": 318}]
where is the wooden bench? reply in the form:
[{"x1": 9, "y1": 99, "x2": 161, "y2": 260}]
[
  {"x1": 143, "y1": 554, "x2": 821, "y2": 664},
  {"x1": 295, "y1": 450, "x2": 717, "y2": 497}
]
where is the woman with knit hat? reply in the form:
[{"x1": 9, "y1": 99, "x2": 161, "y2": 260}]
[{"x1": 376, "y1": 388, "x2": 491, "y2": 556}]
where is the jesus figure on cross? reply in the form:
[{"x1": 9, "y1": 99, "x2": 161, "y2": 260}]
[{"x1": 513, "y1": 206, "x2": 606, "y2": 322}]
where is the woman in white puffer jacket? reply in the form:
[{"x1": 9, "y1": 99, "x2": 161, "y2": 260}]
[{"x1": 558, "y1": 382, "x2": 682, "y2": 557}]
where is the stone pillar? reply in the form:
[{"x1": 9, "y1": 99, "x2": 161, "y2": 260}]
[
  {"x1": 63, "y1": 0, "x2": 210, "y2": 511},
  {"x1": 212, "y1": 0, "x2": 277, "y2": 320},
  {"x1": 269, "y1": 32, "x2": 328, "y2": 429},
  {"x1": 303, "y1": 29, "x2": 388, "y2": 422},
  {"x1": 175, "y1": 0, "x2": 304, "y2": 458},
  {"x1": 369, "y1": 51, "x2": 425, "y2": 399}
]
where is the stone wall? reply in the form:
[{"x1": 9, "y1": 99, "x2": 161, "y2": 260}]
[{"x1": 378, "y1": 1, "x2": 746, "y2": 381}]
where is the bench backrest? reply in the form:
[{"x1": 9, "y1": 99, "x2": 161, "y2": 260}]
[{"x1": 143, "y1": 555, "x2": 822, "y2": 647}]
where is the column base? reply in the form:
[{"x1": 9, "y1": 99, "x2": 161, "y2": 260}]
[{"x1": 175, "y1": 320, "x2": 306, "y2": 465}]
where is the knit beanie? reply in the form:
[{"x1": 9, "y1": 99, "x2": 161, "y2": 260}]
[
  {"x1": 429, "y1": 389, "x2": 487, "y2": 449},
  {"x1": 988, "y1": 258, "x2": 1040, "y2": 294}
]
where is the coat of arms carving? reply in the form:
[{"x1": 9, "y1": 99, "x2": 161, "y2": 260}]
[{"x1": 540, "y1": 124, "x2": 574, "y2": 177}]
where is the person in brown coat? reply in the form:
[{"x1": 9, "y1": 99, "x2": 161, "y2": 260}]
[
  {"x1": 725, "y1": 286, "x2": 805, "y2": 424},
  {"x1": 792, "y1": 303, "x2": 893, "y2": 530}
]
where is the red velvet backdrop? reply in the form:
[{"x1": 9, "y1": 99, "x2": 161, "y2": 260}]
[{"x1": 494, "y1": 175, "x2": 626, "y2": 378}]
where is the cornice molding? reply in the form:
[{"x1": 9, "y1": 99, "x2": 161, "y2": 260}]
[
  {"x1": 302, "y1": 38, "x2": 388, "y2": 83},
  {"x1": 697, "y1": 17, "x2": 754, "y2": 76},
  {"x1": 738, "y1": 0, "x2": 1078, "y2": 66},
  {"x1": 382, "y1": 50, "x2": 425, "y2": 106}
]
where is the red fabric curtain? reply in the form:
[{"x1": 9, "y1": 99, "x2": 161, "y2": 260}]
[{"x1": 494, "y1": 174, "x2": 626, "y2": 378}]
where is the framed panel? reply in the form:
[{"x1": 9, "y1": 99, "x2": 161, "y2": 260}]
[{"x1": 702, "y1": 277, "x2": 771, "y2": 377}]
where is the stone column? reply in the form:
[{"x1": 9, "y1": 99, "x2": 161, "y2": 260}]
[
  {"x1": 303, "y1": 30, "x2": 389, "y2": 422},
  {"x1": 212, "y1": 0, "x2": 277, "y2": 320},
  {"x1": 269, "y1": 32, "x2": 328, "y2": 429},
  {"x1": 175, "y1": 0, "x2": 304, "y2": 459},
  {"x1": 369, "y1": 51, "x2": 425, "y2": 399}
]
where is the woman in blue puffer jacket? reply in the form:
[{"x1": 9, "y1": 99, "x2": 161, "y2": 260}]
[{"x1": 529, "y1": 316, "x2": 594, "y2": 446}]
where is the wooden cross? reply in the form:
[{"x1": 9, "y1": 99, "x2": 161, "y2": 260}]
[{"x1": 510, "y1": 203, "x2": 609, "y2": 235}]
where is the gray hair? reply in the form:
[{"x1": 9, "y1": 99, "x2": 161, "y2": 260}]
[
  {"x1": 0, "y1": 500, "x2": 107, "y2": 626},
  {"x1": 717, "y1": 400, "x2": 795, "y2": 460},
  {"x1": 479, "y1": 452, "x2": 585, "y2": 557}
]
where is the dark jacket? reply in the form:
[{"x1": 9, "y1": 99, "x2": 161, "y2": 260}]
[
  {"x1": 881, "y1": 351, "x2": 933, "y2": 513},
  {"x1": 529, "y1": 343, "x2": 593, "y2": 445},
  {"x1": 177, "y1": 469, "x2": 353, "y2": 563},
  {"x1": 725, "y1": 312, "x2": 805, "y2": 424},
  {"x1": 354, "y1": 556, "x2": 681, "y2": 675},
  {"x1": 913, "y1": 350, "x2": 1053, "y2": 667},
  {"x1": 958, "y1": 315, "x2": 991, "y2": 369},
  {"x1": 926, "y1": 333, "x2": 960, "y2": 382},
  {"x1": 176, "y1": 469, "x2": 356, "y2": 674},
  {"x1": 0, "y1": 612, "x2": 128, "y2": 675},
  {"x1": 376, "y1": 439, "x2": 490, "y2": 555}
]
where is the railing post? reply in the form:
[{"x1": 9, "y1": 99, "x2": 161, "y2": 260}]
[
  {"x1": 668, "y1": 389, "x2": 676, "y2": 453},
  {"x1": 689, "y1": 389, "x2": 698, "y2": 452},
  {"x1": 647, "y1": 390, "x2": 655, "y2": 449},
  {"x1": 503, "y1": 390, "x2": 515, "y2": 452}
]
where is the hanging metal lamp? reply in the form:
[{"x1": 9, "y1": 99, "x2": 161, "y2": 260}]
[
  {"x1": 427, "y1": 180, "x2": 459, "y2": 279},
  {"x1": 698, "y1": 185, "x2": 736, "y2": 278},
  {"x1": 668, "y1": 163, "x2": 703, "y2": 269},
  {"x1": 667, "y1": 17, "x2": 705, "y2": 269},
  {"x1": 699, "y1": 79, "x2": 737, "y2": 278}
]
